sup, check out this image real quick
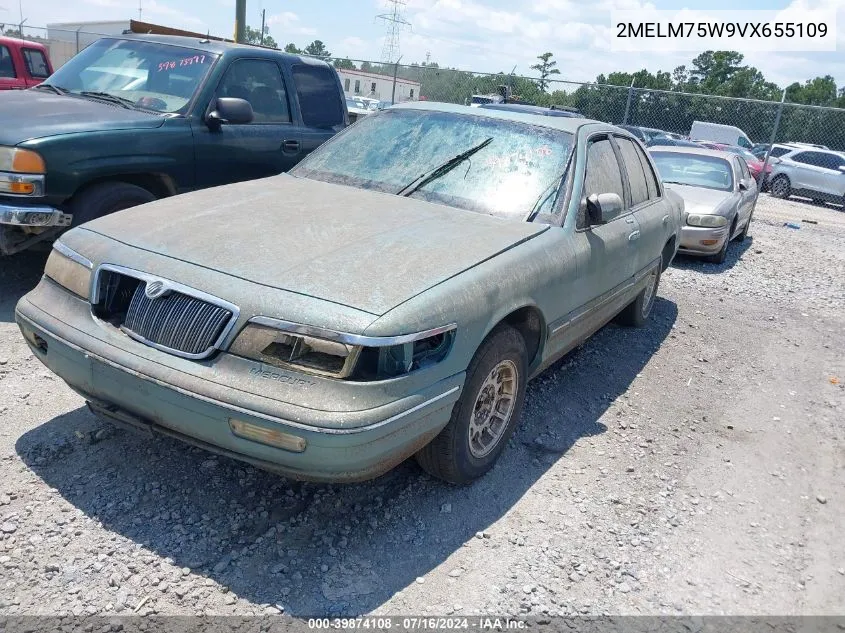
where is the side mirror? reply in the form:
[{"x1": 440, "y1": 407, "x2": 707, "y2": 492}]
[
  {"x1": 738, "y1": 179, "x2": 749, "y2": 191},
  {"x1": 838, "y1": 165, "x2": 845, "y2": 174},
  {"x1": 586, "y1": 192, "x2": 624, "y2": 225},
  {"x1": 206, "y1": 97, "x2": 253, "y2": 128}
]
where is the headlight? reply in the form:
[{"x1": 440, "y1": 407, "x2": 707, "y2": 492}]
[
  {"x1": 230, "y1": 320, "x2": 456, "y2": 381},
  {"x1": 686, "y1": 214, "x2": 728, "y2": 228},
  {"x1": 44, "y1": 242, "x2": 93, "y2": 299},
  {"x1": 0, "y1": 147, "x2": 46, "y2": 174}
]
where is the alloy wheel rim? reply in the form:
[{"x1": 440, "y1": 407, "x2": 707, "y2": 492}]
[
  {"x1": 773, "y1": 179, "x2": 787, "y2": 196},
  {"x1": 641, "y1": 269, "x2": 658, "y2": 318},
  {"x1": 468, "y1": 359, "x2": 518, "y2": 459}
]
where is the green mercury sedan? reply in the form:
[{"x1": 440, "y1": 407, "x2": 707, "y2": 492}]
[{"x1": 16, "y1": 102, "x2": 682, "y2": 484}]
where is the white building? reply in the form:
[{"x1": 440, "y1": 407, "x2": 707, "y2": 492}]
[
  {"x1": 337, "y1": 68, "x2": 420, "y2": 104},
  {"x1": 46, "y1": 20, "x2": 131, "y2": 68}
]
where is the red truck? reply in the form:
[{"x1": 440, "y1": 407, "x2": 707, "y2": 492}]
[{"x1": 0, "y1": 36, "x2": 53, "y2": 90}]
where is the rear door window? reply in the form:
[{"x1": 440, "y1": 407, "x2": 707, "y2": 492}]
[
  {"x1": 22, "y1": 48, "x2": 50, "y2": 78},
  {"x1": 0, "y1": 45, "x2": 16, "y2": 78},
  {"x1": 291, "y1": 64, "x2": 344, "y2": 129},
  {"x1": 615, "y1": 137, "x2": 650, "y2": 206}
]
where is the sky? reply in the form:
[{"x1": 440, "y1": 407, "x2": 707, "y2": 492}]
[{"x1": 10, "y1": 0, "x2": 845, "y2": 89}]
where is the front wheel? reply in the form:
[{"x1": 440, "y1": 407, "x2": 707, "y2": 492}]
[
  {"x1": 615, "y1": 260, "x2": 661, "y2": 327},
  {"x1": 770, "y1": 175, "x2": 791, "y2": 199},
  {"x1": 415, "y1": 325, "x2": 527, "y2": 484},
  {"x1": 70, "y1": 182, "x2": 156, "y2": 227}
]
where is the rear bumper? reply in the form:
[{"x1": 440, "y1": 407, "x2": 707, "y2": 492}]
[
  {"x1": 678, "y1": 224, "x2": 729, "y2": 256},
  {"x1": 15, "y1": 294, "x2": 462, "y2": 482}
]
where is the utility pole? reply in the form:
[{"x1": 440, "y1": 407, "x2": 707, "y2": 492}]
[
  {"x1": 259, "y1": 8, "x2": 265, "y2": 46},
  {"x1": 376, "y1": 0, "x2": 410, "y2": 64},
  {"x1": 138, "y1": 0, "x2": 142, "y2": 21},
  {"x1": 234, "y1": 0, "x2": 246, "y2": 43}
]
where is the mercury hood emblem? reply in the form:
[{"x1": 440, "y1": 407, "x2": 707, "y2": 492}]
[{"x1": 144, "y1": 280, "x2": 171, "y2": 300}]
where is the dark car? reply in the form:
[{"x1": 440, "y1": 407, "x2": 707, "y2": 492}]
[
  {"x1": 0, "y1": 34, "x2": 348, "y2": 255},
  {"x1": 479, "y1": 103, "x2": 583, "y2": 118}
]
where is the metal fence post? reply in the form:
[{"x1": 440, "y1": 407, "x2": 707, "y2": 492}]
[
  {"x1": 391, "y1": 58, "x2": 401, "y2": 105},
  {"x1": 622, "y1": 79, "x2": 635, "y2": 125},
  {"x1": 757, "y1": 89, "x2": 786, "y2": 200},
  {"x1": 76, "y1": 27, "x2": 82, "y2": 54}
]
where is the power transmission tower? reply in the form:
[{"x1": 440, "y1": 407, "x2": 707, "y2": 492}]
[{"x1": 376, "y1": 0, "x2": 410, "y2": 64}]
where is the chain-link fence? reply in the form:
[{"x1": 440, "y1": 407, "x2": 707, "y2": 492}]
[{"x1": 7, "y1": 23, "x2": 845, "y2": 152}]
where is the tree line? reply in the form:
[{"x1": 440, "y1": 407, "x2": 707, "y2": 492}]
[{"x1": 251, "y1": 30, "x2": 845, "y2": 148}]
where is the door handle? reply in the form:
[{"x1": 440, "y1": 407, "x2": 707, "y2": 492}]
[
  {"x1": 662, "y1": 214, "x2": 670, "y2": 225},
  {"x1": 282, "y1": 140, "x2": 301, "y2": 153},
  {"x1": 628, "y1": 230, "x2": 641, "y2": 242},
  {"x1": 625, "y1": 216, "x2": 636, "y2": 224}
]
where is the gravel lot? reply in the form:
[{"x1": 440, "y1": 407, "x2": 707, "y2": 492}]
[{"x1": 0, "y1": 193, "x2": 843, "y2": 618}]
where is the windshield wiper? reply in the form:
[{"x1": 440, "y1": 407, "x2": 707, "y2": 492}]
[
  {"x1": 79, "y1": 91, "x2": 137, "y2": 109},
  {"x1": 33, "y1": 83, "x2": 68, "y2": 95},
  {"x1": 525, "y1": 173, "x2": 565, "y2": 222},
  {"x1": 397, "y1": 137, "x2": 493, "y2": 197}
]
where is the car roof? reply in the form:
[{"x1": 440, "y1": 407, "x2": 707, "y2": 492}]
[
  {"x1": 391, "y1": 101, "x2": 606, "y2": 134},
  {"x1": 0, "y1": 35, "x2": 48, "y2": 50},
  {"x1": 648, "y1": 146, "x2": 736, "y2": 161},
  {"x1": 101, "y1": 33, "x2": 332, "y2": 66},
  {"x1": 479, "y1": 103, "x2": 581, "y2": 117}
]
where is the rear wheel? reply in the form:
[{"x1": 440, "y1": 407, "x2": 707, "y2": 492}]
[
  {"x1": 615, "y1": 259, "x2": 661, "y2": 327},
  {"x1": 770, "y1": 175, "x2": 791, "y2": 199},
  {"x1": 415, "y1": 325, "x2": 527, "y2": 484},
  {"x1": 71, "y1": 182, "x2": 156, "y2": 227}
]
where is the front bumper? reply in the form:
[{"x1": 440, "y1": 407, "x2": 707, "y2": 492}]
[
  {"x1": 15, "y1": 290, "x2": 463, "y2": 482},
  {"x1": 677, "y1": 224, "x2": 729, "y2": 256},
  {"x1": 0, "y1": 202, "x2": 71, "y2": 227}
]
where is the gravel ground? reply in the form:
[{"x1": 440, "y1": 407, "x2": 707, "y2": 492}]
[{"x1": 0, "y1": 193, "x2": 843, "y2": 618}]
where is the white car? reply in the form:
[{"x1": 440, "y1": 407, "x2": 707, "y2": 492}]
[{"x1": 768, "y1": 147, "x2": 845, "y2": 206}]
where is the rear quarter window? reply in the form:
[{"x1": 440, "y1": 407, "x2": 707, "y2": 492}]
[{"x1": 291, "y1": 64, "x2": 344, "y2": 129}]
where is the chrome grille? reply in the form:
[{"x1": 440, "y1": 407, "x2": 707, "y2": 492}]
[{"x1": 121, "y1": 280, "x2": 233, "y2": 357}]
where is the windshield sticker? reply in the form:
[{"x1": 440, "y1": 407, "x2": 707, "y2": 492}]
[{"x1": 157, "y1": 55, "x2": 207, "y2": 72}]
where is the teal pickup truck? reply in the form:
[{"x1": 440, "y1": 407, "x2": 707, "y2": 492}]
[{"x1": 0, "y1": 34, "x2": 348, "y2": 255}]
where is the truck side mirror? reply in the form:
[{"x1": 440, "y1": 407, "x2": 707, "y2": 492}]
[{"x1": 207, "y1": 97, "x2": 253, "y2": 128}]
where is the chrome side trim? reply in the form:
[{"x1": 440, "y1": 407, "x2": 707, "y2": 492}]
[
  {"x1": 249, "y1": 317, "x2": 458, "y2": 347},
  {"x1": 54, "y1": 241, "x2": 93, "y2": 270},
  {"x1": 549, "y1": 256, "x2": 661, "y2": 336},
  {"x1": 91, "y1": 263, "x2": 241, "y2": 361}
]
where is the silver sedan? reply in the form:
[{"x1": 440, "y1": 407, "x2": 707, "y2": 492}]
[{"x1": 648, "y1": 147, "x2": 757, "y2": 264}]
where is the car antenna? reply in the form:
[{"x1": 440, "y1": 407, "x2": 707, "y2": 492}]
[{"x1": 199, "y1": 30, "x2": 211, "y2": 43}]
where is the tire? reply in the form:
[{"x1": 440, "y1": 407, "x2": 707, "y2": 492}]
[
  {"x1": 415, "y1": 325, "x2": 527, "y2": 484},
  {"x1": 706, "y1": 219, "x2": 734, "y2": 264},
  {"x1": 615, "y1": 258, "x2": 661, "y2": 327},
  {"x1": 770, "y1": 175, "x2": 791, "y2": 199},
  {"x1": 70, "y1": 182, "x2": 156, "y2": 226}
]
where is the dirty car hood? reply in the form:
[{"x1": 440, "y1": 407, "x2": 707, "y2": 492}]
[
  {"x1": 663, "y1": 183, "x2": 734, "y2": 212},
  {"x1": 82, "y1": 175, "x2": 548, "y2": 315},
  {"x1": 0, "y1": 90, "x2": 165, "y2": 145}
]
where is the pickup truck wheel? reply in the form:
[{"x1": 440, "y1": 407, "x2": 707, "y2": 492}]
[
  {"x1": 415, "y1": 325, "x2": 527, "y2": 484},
  {"x1": 71, "y1": 182, "x2": 156, "y2": 226},
  {"x1": 770, "y1": 175, "x2": 791, "y2": 199},
  {"x1": 615, "y1": 260, "x2": 661, "y2": 328}
]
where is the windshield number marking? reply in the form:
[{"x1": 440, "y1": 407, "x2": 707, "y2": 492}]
[{"x1": 157, "y1": 55, "x2": 207, "y2": 72}]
